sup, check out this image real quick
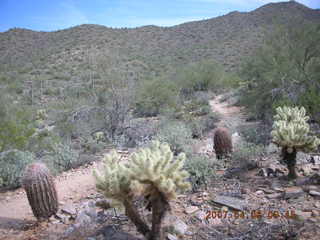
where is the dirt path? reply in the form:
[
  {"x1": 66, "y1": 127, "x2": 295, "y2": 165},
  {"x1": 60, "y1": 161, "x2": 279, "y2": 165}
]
[
  {"x1": 209, "y1": 94, "x2": 247, "y2": 131},
  {"x1": 0, "y1": 93, "x2": 248, "y2": 238}
]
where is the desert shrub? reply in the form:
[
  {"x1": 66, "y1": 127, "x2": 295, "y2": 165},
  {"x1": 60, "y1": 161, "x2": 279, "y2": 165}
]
[
  {"x1": 184, "y1": 154, "x2": 216, "y2": 191},
  {"x1": 42, "y1": 144, "x2": 79, "y2": 174},
  {"x1": 0, "y1": 93, "x2": 35, "y2": 152},
  {"x1": 155, "y1": 120, "x2": 193, "y2": 155},
  {"x1": 176, "y1": 60, "x2": 239, "y2": 98},
  {"x1": 134, "y1": 77, "x2": 180, "y2": 117},
  {"x1": 0, "y1": 150, "x2": 35, "y2": 189},
  {"x1": 121, "y1": 118, "x2": 159, "y2": 148},
  {"x1": 232, "y1": 142, "x2": 265, "y2": 169},
  {"x1": 239, "y1": 124, "x2": 271, "y2": 146},
  {"x1": 239, "y1": 22, "x2": 320, "y2": 122},
  {"x1": 202, "y1": 112, "x2": 220, "y2": 132}
]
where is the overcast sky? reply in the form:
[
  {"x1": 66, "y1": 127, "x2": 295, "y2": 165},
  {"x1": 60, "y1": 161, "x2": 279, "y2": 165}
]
[{"x1": 1, "y1": 0, "x2": 319, "y2": 32}]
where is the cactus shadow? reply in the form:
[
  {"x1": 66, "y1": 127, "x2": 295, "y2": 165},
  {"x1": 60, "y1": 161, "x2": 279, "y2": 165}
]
[{"x1": 0, "y1": 217, "x2": 36, "y2": 231}]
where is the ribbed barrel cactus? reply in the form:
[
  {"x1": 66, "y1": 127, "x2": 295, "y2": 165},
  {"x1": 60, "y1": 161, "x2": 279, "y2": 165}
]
[
  {"x1": 214, "y1": 127, "x2": 233, "y2": 159},
  {"x1": 22, "y1": 162, "x2": 58, "y2": 221},
  {"x1": 94, "y1": 141, "x2": 190, "y2": 240},
  {"x1": 271, "y1": 106, "x2": 320, "y2": 179}
]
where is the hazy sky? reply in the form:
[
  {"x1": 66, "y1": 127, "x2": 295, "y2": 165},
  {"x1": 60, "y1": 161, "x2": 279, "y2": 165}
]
[{"x1": 1, "y1": 0, "x2": 319, "y2": 32}]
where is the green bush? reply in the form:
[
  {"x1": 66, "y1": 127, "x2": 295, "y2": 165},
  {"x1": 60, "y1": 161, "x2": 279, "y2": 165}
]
[
  {"x1": 155, "y1": 120, "x2": 193, "y2": 155},
  {"x1": 239, "y1": 22, "x2": 320, "y2": 122},
  {"x1": 239, "y1": 124, "x2": 271, "y2": 146},
  {"x1": 232, "y1": 142, "x2": 265, "y2": 169},
  {"x1": 43, "y1": 144, "x2": 79, "y2": 174},
  {"x1": 184, "y1": 154, "x2": 216, "y2": 191},
  {"x1": 0, "y1": 93, "x2": 35, "y2": 152},
  {"x1": 0, "y1": 150, "x2": 35, "y2": 189},
  {"x1": 134, "y1": 77, "x2": 180, "y2": 117},
  {"x1": 176, "y1": 60, "x2": 239, "y2": 98}
]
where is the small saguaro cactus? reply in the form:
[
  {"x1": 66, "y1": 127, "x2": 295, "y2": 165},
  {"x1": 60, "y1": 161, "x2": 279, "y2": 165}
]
[
  {"x1": 214, "y1": 127, "x2": 233, "y2": 159},
  {"x1": 271, "y1": 106, "x2": 320, "y2": 179},
  {"x1": 94, "y1": 141, "x2": 191, "y2": 240},
  {"x1": 22, "y1": 162, "x2": 58, "y2": 221}
]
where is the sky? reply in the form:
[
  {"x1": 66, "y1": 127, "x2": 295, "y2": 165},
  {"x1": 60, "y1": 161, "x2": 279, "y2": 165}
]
[{"x1": 1, "y1": 0, "x2": 319, "y2": 32}]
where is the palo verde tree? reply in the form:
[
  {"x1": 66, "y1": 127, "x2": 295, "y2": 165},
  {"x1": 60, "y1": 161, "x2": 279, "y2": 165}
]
[
  {"x1": 271, "y1": 106, "x2": 320, "y2": 179},
  {"x1": 94, "y1": 141, "x2": 191, "y2": 240}
]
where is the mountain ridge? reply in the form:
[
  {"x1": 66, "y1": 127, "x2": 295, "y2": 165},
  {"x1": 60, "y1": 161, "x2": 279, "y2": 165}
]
[{"x1": 0, "y1": 1, "x2": 319, "y2": 75}]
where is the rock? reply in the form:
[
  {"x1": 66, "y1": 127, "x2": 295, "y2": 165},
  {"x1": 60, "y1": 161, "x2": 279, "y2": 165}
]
[
  {"x1": 309, "y1": 191, "x2": 320, "y2": 197},
  {"x1": 311, "y1": 155, "x2": 320, "y2": 164},
  {"x1": 232, "y1": 132, "x2": 241, "y2": 146},
  {"x1": 173, "y1": 219, "x2": 188, "y2": 235},
  {"x1": 255, "y1": 190, "x2": 264, "y2": 195},
  {"x1": 61, "y1": 204, "x2": 77, "y2": 216},
  {"x1": 212, "y1": 195, "x2": 246, "y2": 211},
  {"x1": 299, "y1": 164, "x2": 313, "y2": 176},
  {"x1": 295, "y1": 210, "x2": 312, "y2": 221},
  {"x1": 96, "y1": 225, "x2": 142, "y2": 240},
  {"x1": 297, "y1": 152, "x2": 311, "y2": 164},
  {"x1": 284, "y1": 186, "x2": 304, "y2": 199},
  {"x1": 266, "y1": 193, "x2": 283, "y2": 199},
  {"x1": 75, "y1": 211, "x2": 91, "y2": 225},
  {"x1": 301, "y1": 185, "x2": 318, "y2": 192},
  {"x1": 167, "y1": 233, "x2": 178, "y2": 240},
  {"x1": 185, "y1": 206, "x2": 199, "y2": 214},
  {"x1": 266, "y1": 143, "x2": 279, "y2": 154}
]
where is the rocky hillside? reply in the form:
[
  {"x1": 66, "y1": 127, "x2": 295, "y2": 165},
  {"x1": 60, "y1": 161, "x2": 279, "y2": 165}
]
[{"x1": 0, "y1": 1, "x2": 319, "y2": 77}]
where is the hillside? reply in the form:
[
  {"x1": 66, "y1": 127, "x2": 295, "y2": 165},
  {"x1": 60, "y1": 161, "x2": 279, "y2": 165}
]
[{"x1": 0, "y1": 1, "x2": 319, "y2": 78}]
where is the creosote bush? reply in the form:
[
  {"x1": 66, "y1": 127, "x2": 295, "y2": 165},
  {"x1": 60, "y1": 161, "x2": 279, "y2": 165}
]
[
  {"x1": 94, "y1": 141, "x2": 190, "y2": 240},
  {"x1": 271, "y1": 106, "x2": 320, "y2": 179}
]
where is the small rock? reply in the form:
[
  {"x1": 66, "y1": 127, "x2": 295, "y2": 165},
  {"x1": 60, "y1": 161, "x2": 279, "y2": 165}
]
[
  {"x1": 61, "y1": 204, "x2": 77, "y2": 216},
  {"x1": 167, "y1": 233, "x2": 178, "y2": 240},
  {"x1": 171, "y1": 218, "x2": 188, "y2": 235},
  {"x1": 212, "y1": 195, "x2": 246, "y2": 211},
  {"x1": 255, "y1": 190, "x2": 264, "y2": 195},
  {"x1": 185, "y1": 206, "x2": 199, "y2": 214},
  {"x1": 314, "y1": 202, "x2": 320, "y2": 208},
  {"x1": 266, "y1": 193, "x2": 283, "y2": 199},
  {"x1": 266, "y1": 143, "x2": 278, "y2": 154},
  {"x1": 295, "y1": 210, "x2": 312, "y2": 221},
  {"x1": 297, "y1": 152, "x2": 311, "y2": 164},
  {"x1": 309, "y1": 191, "x2": 320, "y2": 197},
  {"x1": 311, "y1": 155, "x2": 320, "y2": 164},
  {"x1": 301, "y1": 185, "x2": 318, "y2": 192},
  {"x1": 284, "y1": 186, "x2": 304, "y2": 199}
]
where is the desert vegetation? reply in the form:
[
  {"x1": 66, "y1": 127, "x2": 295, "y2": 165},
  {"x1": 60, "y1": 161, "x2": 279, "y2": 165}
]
[{"x1": 0, "y1": 1, "x2": 320, "y2": 240}]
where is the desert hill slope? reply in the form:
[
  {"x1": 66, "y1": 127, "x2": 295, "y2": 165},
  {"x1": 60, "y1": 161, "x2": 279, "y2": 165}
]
[{"x1": 1, "y1": 1, "x2": 319, "y2": 77}]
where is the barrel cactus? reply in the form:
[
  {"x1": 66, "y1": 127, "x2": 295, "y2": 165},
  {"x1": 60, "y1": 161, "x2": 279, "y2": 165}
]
[
  {"x1": 94, "y1": 141, "x2": 191, "y2": 240},
  {"x1": 214, "y1": 127, "x2": 233, "y2": 159},
  {"x1": 22, "y1": 162, "x2": 58, "y2": 221},
  {"x1": 271, "y1": 106, "x2": 320, "y2": 179}
]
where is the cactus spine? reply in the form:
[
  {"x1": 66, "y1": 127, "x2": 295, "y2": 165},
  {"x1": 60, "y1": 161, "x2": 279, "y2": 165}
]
[
  {"x1": 22, "y1": 162, "x2": 58, "y2": 221},
  {"x1": 271, "y1": 106, "x2": 320, "y2": 179},
  {"x1": 214, "y1": 127, "x2": 232, "y2": 159},
  {"x1": 94, "y1": 141, "x2": 190, "y2": 240}
]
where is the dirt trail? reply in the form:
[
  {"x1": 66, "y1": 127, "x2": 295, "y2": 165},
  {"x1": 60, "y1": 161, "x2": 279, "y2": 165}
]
[
  {"x1": 209, "y1": 94, "x2": 247, "y2": 131},
  {"x1": 0, "y1": 93, "x2": 246, "y2": 237}
]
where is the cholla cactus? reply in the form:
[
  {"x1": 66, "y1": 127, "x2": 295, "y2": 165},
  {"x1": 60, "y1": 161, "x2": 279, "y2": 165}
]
[
  {"x1": 94, "y1": 141, "x2": 190, "y2": 240},
  {"x1": 271, "y1": 106, "x2": 320, "y2": 179}
]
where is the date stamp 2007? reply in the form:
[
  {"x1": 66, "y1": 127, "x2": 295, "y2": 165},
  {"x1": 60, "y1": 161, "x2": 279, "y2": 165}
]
[{"x1": 205, "y1": 210, "x2": 297, "y2": 220}]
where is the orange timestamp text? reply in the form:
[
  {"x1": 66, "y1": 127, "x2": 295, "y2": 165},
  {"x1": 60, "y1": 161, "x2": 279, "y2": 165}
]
[{"x1": 205, "y1": 209, "x2": 296, "y2": 220}]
